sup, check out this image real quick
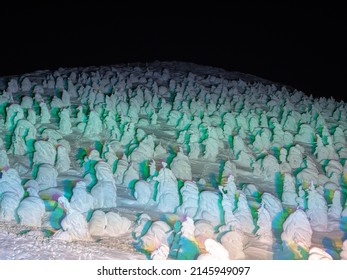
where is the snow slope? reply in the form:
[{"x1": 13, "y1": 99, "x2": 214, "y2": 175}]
[{"x1": 0, "y1": 61, "x2": 346, "y2": 260}]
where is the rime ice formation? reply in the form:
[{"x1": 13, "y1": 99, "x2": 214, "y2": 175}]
[
  {"x1": 220, "y1": 201, "x2": 241, "y2": 233},
  {"x1": 282, "y1": 173, "x2": 298, "y2": 207},
  {"x1": 219, "y1": 178, "x2": 241, "y2": 233},
  {"x1": 306, "y1": 182, "x2": 328, "y2": 231},
  {"x1": 84, "y1": 110, "x2": 102, "y2": 138},
  {"x1": 91, "y1": 161, "x2": 117, "y2": 208},
  {"x1": 220, "y1": 231, "x2": 245, "y2": 259},
  {"x1": 202, "y1": 127, "x2": 220, "y2": 162},
  {"x1": 41, "y1": 129, "x2": 63, "y2": 145},
  {"x1": 296, "y1": 185, "x2": 307, "y2": 209},
  {"x1": 308, "y1": 247, "x2": 333, "y2": 260},
  {"x1": 58, "y1": 108, "x2": 72, "y2": 135},
  {"x1": 76, "y1": 105, "x2": 86, "y2": 123},
  {"x1": 2, "y1": 62, "x2": 347, "y2": 260},
  {"x1": 70, "y1": 181, "x2": 94, "y2": 214},
  {"x1": 0, "y1": 169, "x2": 25, "y2": 221},
  {"x1": 232, "y1": 135, "x2": 251, "y2": 159},
  {"x1": 134, "y1": 180, "x2": 155, "y2": 205},
  {"x1": 0, "y1": 193, "x2": 20, "y2": 222},
  {"x1": 114, "y1": 155, "x2": 129, "y2": 185},
  {"x1": 221, "y1": 160, "x2": 237, "y2": 181},
  {"x1": 234, "y1": 192, "x2": 255, "y2": 234},
  {"x1": 33, "y1": 141, "x2": 57, "y2": 166},
  {"x1": 281, "y1": 209, "x2": 313, "y2": 251},
  {"x1": 235, "y1": 150, "x2": 256, "y2": 170},
  {"x1": 129, "y1": 135, "x2": 155, "y2": 165},
  {"x1": 39, "y1": 101, "x2": 51, "y2": 124},
  {"x1": 27, "y1": 109, "x2": 36, "y2": 125},
  {"x1": 197, "y1": 239, "x2": 229, "y2": 260},
  {"x1": 325, "y1": 159, "x2": 343, "y2": 178},
  {"x1": 13, "y1": 119, "x2": 36, "y2": 142},
  {"x1": 122, "y1": 163, "x2": 139, "y2": 189},
  {"x1": 256, "y1": 203, "x2": 273, "y2": 243},
  {"x1": 53, "y1": 196, "x2": 91, "y2": 242},
  {"x1": 151, "y1": 244, "x2": 170, "y2": 260},
  {"x1": 170, "y1": 147, "x2": 192, "y2": 181},
  {"x1": 328, "y1": 189, "x2": 342, "y2": 220},
  {"x1": 0, "y1": 169, "x2": 24, "y2": 198},
  {"x1": 11, "y1": 119, "x2": 37, "y2": 155},
  {"x1": 105, "y1": 212, "x2": 132, "y2": 237},
  {"x1": 153, "y1": 162, "x2": 179, "y2": 213},
  {"x1": 296, "y1": 156, "x2": 320, "y2": 186},
  {"x1": 133, "y1": 213, "x2": 152, "y2": 239},
  {"x1": 56, "y1": 145, "x2": 71, "y2": 173},
  {"x1": 316, "y1": 135, "x2": 340, "y2": 163},
  {"x1": 188, "y1": 142, "x2": 200, "y2": 160},
  {"x1": 242, "y1": 183, "x2": 260, "y2": 197},
  {"x1": 340, "y1": 239, "x2": 347, "y2": 260},
  {"x1": 287, "y1": 145, "x2": 305, "y2": 170},
  {"x1": 7, "y1": 78, "x2": 19, "y2": 94},
  {"x1": 91, "y1": 181, "x2": 117, "y2": 209},
  {"x1": 17, "y1": 181, "x2": 45, "y2": 227},
  {"x1": 103, "y1": 141, "x2": 119, "y2": 169},
  {"x1": 88, "y1": 210, "x2": 107, "y2": 236},
  {"x1": 194, "y1": 220, "x2": 215, "y2": 251},
  {"x1": 221, "y1": 175, "x2": 237, "y2": 205},
  {"x1": 261, "y1": 154, "x2": 280, "y2": 182},
  {"x1": 176, "y1": 181, "x2": 199, "y2": 218},
  {"x1": 294, "y1": 124, "x2": 315, "y2": 144},
  {"x1": 261, "y1": 192, "x2": 283, "y2": 223},
  {"x1": 194, "y1": 191, "x2": 222, "y2": 227},
  {"x1": 21, "y1": 77, "x2": 32, "y2": 92},
  {"x1": 5, "y1": 104, "x2": 24, "y2": 130},
  {"x1": 150, "y1": 112, "x2": 158, "y2": 125},
  {"x1": 95, "y1": 161, "x2": 115, "y2": 182},
  {"x1": 149, "y1": 159, "x2": 157, "y2": 177},
  {"x1": 140, "y1": 221, "x2": 172, "y2": 253},
  {"x1": 0, "y1": 150, "x2": 9, "y2": 170},
  {"x1": 10, "y1": 135, "x2": 26, "y2": 156},
  {"x1": 120, "y1": 123, "x2": 135, "y2": 145},
  {"x1": 50, "y1": 96, "x2": 63, "y2": 109},
  {"x1": 175, "y1": 217, "x2": 200, "y2": 260},
  {"x1": 279, "y1": 148, "x2": 292, "y2": 173},
  {"x1": 35, "y1": 164, "x2": 58, "y2": 190},
  {"x1": 154, "y1": 142, "x2": 167, "y2": 159},
  {"x1": 61, "y1": 90, "x2": 71, "y2": 107}
]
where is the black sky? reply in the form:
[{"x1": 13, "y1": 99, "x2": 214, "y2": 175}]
[{"x1": 0, "y1": 3, "x2": 345, "y2": 101}]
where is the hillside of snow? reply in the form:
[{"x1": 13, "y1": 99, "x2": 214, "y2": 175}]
[{"x1": 1, "y1": 61, "x2": 347, "y2": 260}]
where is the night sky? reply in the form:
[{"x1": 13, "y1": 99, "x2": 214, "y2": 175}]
[{"x1": 1, "y1": 3, "x2": 345, "y2": 101}]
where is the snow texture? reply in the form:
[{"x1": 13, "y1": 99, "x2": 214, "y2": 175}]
[{"x1": 1, "y1": 61, "x2": 347, "y2": 259}]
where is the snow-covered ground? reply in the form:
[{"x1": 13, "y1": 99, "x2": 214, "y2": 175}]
[
  {"x1": 0, "y1": 221, "x2": 144, "y2": 260},
  {"x1": 1, "y1": 61, "x2": 347, "y2": 260}
]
